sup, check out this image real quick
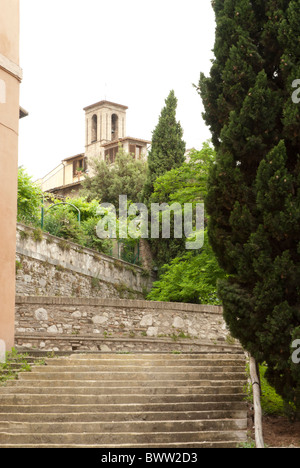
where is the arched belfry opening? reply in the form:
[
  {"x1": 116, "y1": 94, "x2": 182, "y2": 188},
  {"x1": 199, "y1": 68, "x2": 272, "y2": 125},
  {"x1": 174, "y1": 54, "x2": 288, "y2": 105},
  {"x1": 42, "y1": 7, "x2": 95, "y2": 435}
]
[
  {"x1": 92, "y1": 114, "x2": 98, "y2": 143},
  {"x1": 111, "y1": 114, "x2": 119, "y2": 141}
]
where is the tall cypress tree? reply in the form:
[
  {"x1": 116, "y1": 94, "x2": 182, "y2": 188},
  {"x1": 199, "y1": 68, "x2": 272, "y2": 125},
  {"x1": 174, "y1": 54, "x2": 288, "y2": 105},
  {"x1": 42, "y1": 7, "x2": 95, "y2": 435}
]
[
  {"x1": 142, "y1": 91, "x2": 186, "y2": 271},
  {"x1": 199, "y1": 0, "x2": 300, "y2": 412},
  {"x1": 142, "y1": 90, "x2": 186, "y2": 202}
]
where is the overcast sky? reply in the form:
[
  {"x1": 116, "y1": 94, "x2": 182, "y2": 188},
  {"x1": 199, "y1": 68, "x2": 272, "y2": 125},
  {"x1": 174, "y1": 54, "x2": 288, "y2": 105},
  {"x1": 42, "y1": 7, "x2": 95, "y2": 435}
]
[{"x1": 18, "y1": 0, "x2": 216, "y2": 180}]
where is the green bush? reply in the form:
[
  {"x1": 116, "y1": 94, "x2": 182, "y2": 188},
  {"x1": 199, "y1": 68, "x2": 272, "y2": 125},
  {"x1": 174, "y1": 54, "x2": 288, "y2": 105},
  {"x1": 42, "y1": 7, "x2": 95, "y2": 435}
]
[
  {"x1": 147, "y1": 232, "x2": 226, "y2": 305},
  {"x1": 17, "y1": 167, "x2": 43, "y2": 226}
]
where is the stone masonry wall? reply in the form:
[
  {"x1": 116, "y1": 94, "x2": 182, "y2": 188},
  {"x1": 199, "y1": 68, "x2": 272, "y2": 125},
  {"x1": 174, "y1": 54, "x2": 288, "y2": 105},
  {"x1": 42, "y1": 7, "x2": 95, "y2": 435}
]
[
  {"x1": 14, "y1": 296, "x2": 237, "y2": 353},
  {"x1": 16, "y1": 223, "x2": 154, "y2": 300}
]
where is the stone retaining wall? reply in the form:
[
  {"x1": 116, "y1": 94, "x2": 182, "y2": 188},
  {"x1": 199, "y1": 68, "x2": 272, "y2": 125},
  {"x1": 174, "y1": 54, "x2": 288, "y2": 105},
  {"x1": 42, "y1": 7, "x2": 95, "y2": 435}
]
[
  {"x1": 16, "y1": 223, "x2": 154, "y2": 300},
  {"x1": 15, "y1": 296, "x2": 236, "y2": 353}
]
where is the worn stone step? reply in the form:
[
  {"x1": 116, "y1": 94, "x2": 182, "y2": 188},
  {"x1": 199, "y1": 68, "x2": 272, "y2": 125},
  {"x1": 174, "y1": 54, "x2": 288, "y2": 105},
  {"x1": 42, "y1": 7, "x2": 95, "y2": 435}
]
[
  {"x1": 31, "y1": 365, "x2": 246, "y2": 374},
  {"x1": 18, "y1": 371, "x2": 246, "y2": 381},
  {"x1": 0, "y1": 393, "x2": 245, "y2": 405},
  {"x1": 0, "y1": 418, "x2": 247, "y2": 435},
  {"x1": 0, "y1": 401, "x2": 247, "y2": 414},
  {"x1": 0, "y1": 441, "x2": 244, "y2": 448},
  {"x1": 0, "y1": 409, "x2": 247, "y2": 423},
  {"x1": 48, "y1": 357, "x2": 246, "y2": 367},
  {"x1": 3, "y1": 378, "x2": 246, "y2": 389},
  {"x1": 0, "y1": 430, "x2": 247, "y2": 445},
  {"x1": 67, "y1": 353, "x2": 245, "y2": 360},
  {"x1": 0, "y1": 351, "x2": 247, "y2": 448},
  {"x1": 0, "y1": 385, "x2": 244, "y2": 396}
]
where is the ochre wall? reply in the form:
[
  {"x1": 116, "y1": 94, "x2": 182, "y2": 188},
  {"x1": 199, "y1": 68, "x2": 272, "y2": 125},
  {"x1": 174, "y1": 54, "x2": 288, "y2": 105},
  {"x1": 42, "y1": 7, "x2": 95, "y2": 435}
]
[{"x1": 0, "y1": 0, "x2": 20, "y2": 350}]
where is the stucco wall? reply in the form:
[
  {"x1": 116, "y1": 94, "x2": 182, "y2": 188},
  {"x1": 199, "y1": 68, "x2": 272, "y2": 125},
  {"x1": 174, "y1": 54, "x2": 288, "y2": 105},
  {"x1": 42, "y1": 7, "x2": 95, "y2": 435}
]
[{"x1": 0, "y1": 0, "x2": 21, "y2": 350}]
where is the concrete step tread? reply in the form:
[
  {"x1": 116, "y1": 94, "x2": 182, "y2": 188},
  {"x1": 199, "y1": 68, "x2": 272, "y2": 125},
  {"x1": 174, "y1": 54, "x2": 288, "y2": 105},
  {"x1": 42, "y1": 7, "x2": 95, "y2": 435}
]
[
  {"x1": 2, "y1": 380, "x2": 247, "y2": 390},
  {"x1": 2, "y1": 379, "x2": 246, "y2": 388},
  {"x1": 0, "y1": 351, "x2": 248, "y2": 448},
  {"x1": 31, "y1": 367, "x2": 246, "y2": 374},
  {"x1": 0, "y1": 401, "x2": 248, "y2": 413},
  {"x1": 0, "y1": 430, "x2": 248, "y2": 444},
  {"x1": 0, "y1": 418, "x2": 248, "y2": 431},
  {"x1": 0, "y1": 397, "x2": 246, "y2": 408},
  {"x1": 0, "y1": 442, "x2": 244, "y2": 448},
  {"x1": 0, "y1": 410, "x2": 247, "y2": 422},
  {"x1": 18, "y1": 372, "x2": 246, "y2": 380},
  {"x1": 49, "y1": 358, "x2": 246, "y2": 365},
  {"x1": 67, "y1": 353, "x2": 245, "y2": 358},
  {"x1": 0, "y1": 386, "x2": 245, "y2": 396}
]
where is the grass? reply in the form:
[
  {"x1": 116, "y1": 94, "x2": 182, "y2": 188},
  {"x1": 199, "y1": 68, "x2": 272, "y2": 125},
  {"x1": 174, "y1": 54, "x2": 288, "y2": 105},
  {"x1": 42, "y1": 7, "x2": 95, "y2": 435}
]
[
  {"x1": 246, "y1": 363, "x2": 298, "y2": 418},
  {"x1": 259, "y1": 364, "x2": 288, "y2": 417},
  {"x1": 0, "y1": 348, "x2": 45, "y2": 384}
]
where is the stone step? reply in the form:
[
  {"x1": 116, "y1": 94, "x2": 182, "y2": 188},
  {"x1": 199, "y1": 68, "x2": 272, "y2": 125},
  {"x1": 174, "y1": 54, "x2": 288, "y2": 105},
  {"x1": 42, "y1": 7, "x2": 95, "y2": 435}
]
[
  {"x1": 0, "y1": 409, "x2": 247, "y2": 423},
  {"x1": 67, "y1": 352, "x2": 244, "y2": 360},
  {"x1": 0, "y1": 418, "x2": 247, "y2": 435},
  {"x1": 0, "y1": 401, "x2": 247, "y2": 414},
  {"x1": 16, "y1": 341, "x2": 243, "y2": 354},
  {"x1": 31, "y1": 365, "x2": 246, "y2": 374},
  {"x1": 0, "y1": 393, "x2": 246, "y2": 406},
  {"x1": 0, "y1": 385, "x2": 244, "y2": 396},
  {"x1": 46, "y1": 357, "x2": 246, "y2": 367},
  {"x1": 18, "y1": 371, "x2": 246, "y2": 381},
  {"x1": 0, "y1": 430, "x2": 247, "y2": 445},
  {"x1": 0, "y1": 352, "x2": 248, "y2": 448},
  {"x1": 3, "y1": 378, "x2": 246, "y2": 388},
  {"x1": 0, "y1": 441, "x2": 243, "y2": 448}
]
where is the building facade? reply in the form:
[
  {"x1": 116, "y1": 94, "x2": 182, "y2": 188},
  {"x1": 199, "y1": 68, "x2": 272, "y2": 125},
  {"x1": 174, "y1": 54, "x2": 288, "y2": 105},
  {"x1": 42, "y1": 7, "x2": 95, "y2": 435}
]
[
  {"x1": 0, "y1": 0, "x2": 22, "y2": 351},
  {"x1": 38, "y1": 100, "x2": 150, "y2": 197}
]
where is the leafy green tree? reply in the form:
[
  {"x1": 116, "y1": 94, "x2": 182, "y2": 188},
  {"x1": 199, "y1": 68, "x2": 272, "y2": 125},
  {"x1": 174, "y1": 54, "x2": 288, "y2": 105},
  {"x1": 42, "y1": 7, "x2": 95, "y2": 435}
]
[
  {"x1": 151, "y1": 143, "x2": 215, "y2": 205},
  {"x1": 17, "y1": 167, "x2": 43, "y2": 226},
  {"x1": 147, "y1": 143, "x2": 225, "y2": 302},
  {"x1": 199, "y1": 0, "x2": 300, "y2": 412},
  {"x1": 142, "y1": 90, "x2": 186, "y2": 202},
  {"x1": 149, "y1": 143, "x2": 215, "y2": 271},
  {"x1": 148, "y1": 232, "x2": 226, "y2": 305},
  {"x1": 82, "y1": 147, "x2": 147, "y2": 207},
  {"x1": 43, "y1": 197, "x2": 112, "y2": 255}
]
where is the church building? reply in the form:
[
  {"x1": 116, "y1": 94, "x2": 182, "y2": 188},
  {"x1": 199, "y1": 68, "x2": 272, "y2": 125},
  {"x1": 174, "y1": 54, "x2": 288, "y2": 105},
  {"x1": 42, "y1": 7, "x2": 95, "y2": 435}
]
[{"x1": 37, "y1": 100, "x2": 151, "y2": 197}]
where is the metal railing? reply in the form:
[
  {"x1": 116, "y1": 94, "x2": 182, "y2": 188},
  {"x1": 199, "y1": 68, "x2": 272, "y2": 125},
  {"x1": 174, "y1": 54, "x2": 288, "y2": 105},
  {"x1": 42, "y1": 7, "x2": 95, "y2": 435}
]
[{"x1": 249, "y1": 356, "x2": 265, "y2": 448}]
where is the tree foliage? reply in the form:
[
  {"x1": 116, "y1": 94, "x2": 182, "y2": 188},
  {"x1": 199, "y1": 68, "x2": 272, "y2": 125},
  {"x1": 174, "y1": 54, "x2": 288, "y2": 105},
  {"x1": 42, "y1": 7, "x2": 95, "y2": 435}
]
[
  {"x1": 142, "y1": 90, "x2": 186, "y2": 201},
  {"x1": 148, "y1": 232, "x2": 227, "y2": 305},
  {"x1": 17, "y1": 167, "x2": 43, "y2": 226},
  {"x1": 43, "y1": 197, "x2": 112, "y2": 254},
  {"x1": 82, "y1": 147, "x2": 147, "y2": 207},
  {"x1": 147, "y1": 143, "x2": 226, "y2": 304},
  {"x1": 199, "y1": 0, "x2": 300, "y2": 412},
  {"x1": 148, "y1": 143, "x2": 216, "y2": 271}
]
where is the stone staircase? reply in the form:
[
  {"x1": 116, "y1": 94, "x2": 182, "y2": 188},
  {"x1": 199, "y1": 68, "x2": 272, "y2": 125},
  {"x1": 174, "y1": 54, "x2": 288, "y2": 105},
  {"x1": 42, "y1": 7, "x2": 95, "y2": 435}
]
[{"x1": 0, "y1": 351, "x2": 248, "y2": 448}]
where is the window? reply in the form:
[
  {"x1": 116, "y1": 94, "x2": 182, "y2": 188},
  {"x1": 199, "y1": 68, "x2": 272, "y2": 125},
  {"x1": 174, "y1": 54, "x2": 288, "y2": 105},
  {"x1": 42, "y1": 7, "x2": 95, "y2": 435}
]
[
  {"x1": 129, "y1": 144, "x2": 136, "y2": 158},
  {"x1": 136, "y1": 145, "x2": 142, "y2": 159},
  {"x1": 105, "y1": 146, "x2": 119, "y2": 164},
  {"x1": 92, "y1": 114, "x2": 98, "y2": 143},
  {"x1": 111, "y1": 114, "x2": 119, "y2": 141},
  {"x1": 73, "y1": 158, "x2": 86, "y2": 177}
]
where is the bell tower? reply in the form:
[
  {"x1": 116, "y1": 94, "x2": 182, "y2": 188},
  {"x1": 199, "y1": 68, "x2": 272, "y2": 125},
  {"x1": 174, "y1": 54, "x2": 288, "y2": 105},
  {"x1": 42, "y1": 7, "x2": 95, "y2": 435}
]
[{"x1": 84, "y1": 100, "x2": 128, "y2": 161}]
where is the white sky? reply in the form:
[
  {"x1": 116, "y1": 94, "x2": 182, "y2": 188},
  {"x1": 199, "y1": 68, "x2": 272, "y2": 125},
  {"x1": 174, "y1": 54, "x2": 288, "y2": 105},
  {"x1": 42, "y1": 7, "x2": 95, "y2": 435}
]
[{"x1": 18, "y1": 0, "x2": 216, "y2": 180}]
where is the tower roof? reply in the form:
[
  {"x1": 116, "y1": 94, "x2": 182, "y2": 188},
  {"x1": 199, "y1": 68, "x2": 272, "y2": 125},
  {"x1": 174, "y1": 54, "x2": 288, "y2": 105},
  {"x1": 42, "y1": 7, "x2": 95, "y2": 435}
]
[{"x1": 83, "y1": 100, "x2": 128, "y2": 112}]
